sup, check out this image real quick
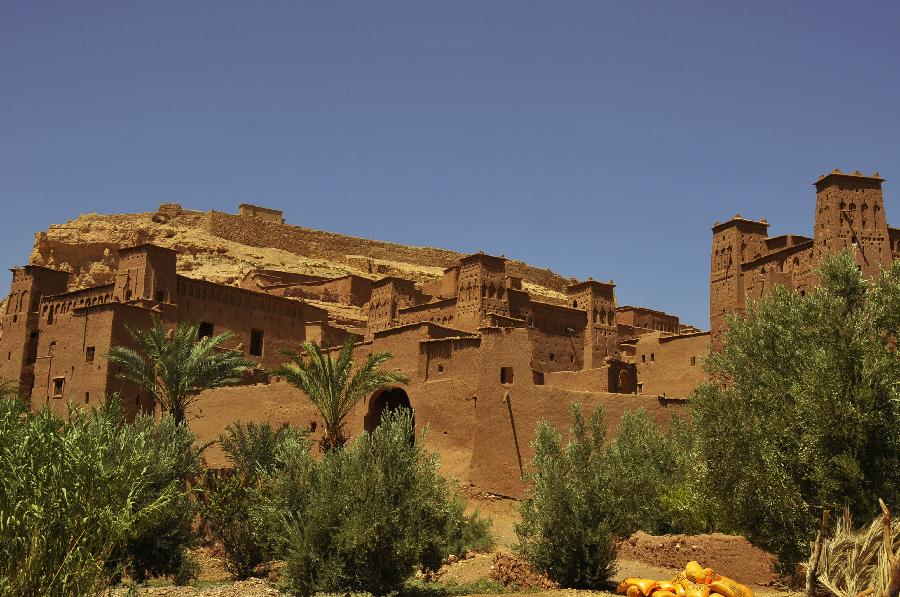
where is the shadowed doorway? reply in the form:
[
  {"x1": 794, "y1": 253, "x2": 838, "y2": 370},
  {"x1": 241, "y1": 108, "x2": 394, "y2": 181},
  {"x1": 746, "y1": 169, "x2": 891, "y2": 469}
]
[{"x1": 364, "y1": 387, "x2": 413, "y2": 433}]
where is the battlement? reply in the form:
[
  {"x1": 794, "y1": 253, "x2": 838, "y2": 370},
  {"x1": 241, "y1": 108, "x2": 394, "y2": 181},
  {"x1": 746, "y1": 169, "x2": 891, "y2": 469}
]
[{"x1": 814, "y1": 168, "x2": 884, "y2": 191}]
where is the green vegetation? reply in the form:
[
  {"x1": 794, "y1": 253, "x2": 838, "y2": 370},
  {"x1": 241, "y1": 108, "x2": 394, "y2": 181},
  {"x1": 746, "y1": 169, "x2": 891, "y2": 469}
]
[
  {"x1": 515, "y1": 404, "x2": 619, "y2": 589},
  {"x1": 273, "y1": 336, "x2": 408, "y2": 451},
  {"x1": 0, "y1": 397, "x2": 200, "y2": 596},
  {"x1": 518, "y1": 251, "x2": 900, "y2": 581},
  {"x1": 691, "y1": 250, "x2": 900, "y2": 569},
  {"x1": 268, "y1": 408, "x2": 492, "y2": 596},
  {"x1": 202, "y1": 421, "x2": 309, "y2": 579},
  {"x1": 106, "y1": 318, "x2": 254, "y2": 425}
]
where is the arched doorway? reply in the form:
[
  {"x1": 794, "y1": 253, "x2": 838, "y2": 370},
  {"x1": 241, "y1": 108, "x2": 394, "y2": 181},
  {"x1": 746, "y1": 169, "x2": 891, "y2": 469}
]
[{"x1": 364, "y1": 387, "x2": 413, "y2": 432}]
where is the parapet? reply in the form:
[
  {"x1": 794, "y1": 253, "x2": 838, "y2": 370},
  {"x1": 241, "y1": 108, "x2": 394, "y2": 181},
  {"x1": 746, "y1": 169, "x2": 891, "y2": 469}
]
[
  {"x1": 711, "y1": 214, "x2": 769, "y2": 233},
  {"x1": 814, "y1": 168, "x2": 884, "y2": 191}
]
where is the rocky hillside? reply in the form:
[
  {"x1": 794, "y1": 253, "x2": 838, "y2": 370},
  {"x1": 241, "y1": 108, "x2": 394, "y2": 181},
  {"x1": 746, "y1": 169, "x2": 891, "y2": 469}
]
[{"x1": 28, "y1": 204, "x2": 577, "y2": 325}]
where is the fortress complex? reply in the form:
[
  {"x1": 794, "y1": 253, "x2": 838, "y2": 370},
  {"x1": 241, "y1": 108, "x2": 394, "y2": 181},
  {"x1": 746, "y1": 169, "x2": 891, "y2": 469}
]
[
  {"x1": 0, "y1": 203, "x2": 708, "y2": 495},
  {"x1": 710, "y1": 169, "x2": 899, "y2": 337}
]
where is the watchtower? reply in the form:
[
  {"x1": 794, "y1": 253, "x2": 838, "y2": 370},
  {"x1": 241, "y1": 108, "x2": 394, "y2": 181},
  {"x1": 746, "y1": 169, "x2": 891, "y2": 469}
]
[
  {"x1": 710, "y1": 215, "x2": 769, "y2": 337},
  {"x1": 812, "y1": 169, "x2": 890, "y2": 278},
  {"x1": 114, "y1": 245, "x2": 178, "y2": 304}
]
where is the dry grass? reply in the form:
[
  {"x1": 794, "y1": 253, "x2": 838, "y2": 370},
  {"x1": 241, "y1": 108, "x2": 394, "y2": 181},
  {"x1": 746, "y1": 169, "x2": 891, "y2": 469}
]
[{"x1": 815, "y1": 507, "x2": 900, "y2": 597}]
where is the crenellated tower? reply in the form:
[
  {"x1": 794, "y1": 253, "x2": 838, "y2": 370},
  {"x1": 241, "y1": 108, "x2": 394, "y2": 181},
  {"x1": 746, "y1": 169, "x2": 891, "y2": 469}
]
[
  {"x1": 812, "y1": 169, "x2": 891, "y2": 278},
  {"x1": 709, "y1": 215, "x2": 769, "y2": 338},
  {"x1": 566, "y1": 279, "x2": 618, "y2": 368},
  {"x1": 454, "y1": 253, "x2": 509, "y2": 330}
]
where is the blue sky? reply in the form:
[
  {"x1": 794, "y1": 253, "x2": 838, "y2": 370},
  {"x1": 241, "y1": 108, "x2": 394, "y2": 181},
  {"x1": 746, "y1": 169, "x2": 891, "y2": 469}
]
[{"x1": 2, "y1": 1, "x2": 899, "y2": 327}]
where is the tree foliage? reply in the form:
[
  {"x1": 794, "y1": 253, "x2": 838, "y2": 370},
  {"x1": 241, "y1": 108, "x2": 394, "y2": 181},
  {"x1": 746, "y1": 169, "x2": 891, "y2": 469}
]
[
  {"x1": 273, "y1": 337, "x2": 408, "y2": 450},
  {"x1": 516, "y1": 404, "x2": 618, "y2": 589},
  {"x1": 106, "y1": 318, "x2": 253, "y2": 424},
  {"x1": 692, "y1": 250, "x2": 900, "y2": 569}
]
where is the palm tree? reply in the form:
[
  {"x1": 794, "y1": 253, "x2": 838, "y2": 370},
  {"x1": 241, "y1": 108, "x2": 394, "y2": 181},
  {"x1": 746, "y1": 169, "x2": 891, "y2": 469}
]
[
  {"x1": 273, "y1": 337, "x2": 408, "y2": 451},
  {"x1": 106, "y1": 319, "x2": 254, "y2": 425}
]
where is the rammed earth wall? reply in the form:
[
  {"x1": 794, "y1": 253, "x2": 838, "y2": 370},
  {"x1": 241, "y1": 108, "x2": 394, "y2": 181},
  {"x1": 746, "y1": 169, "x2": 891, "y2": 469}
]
[{"x1": 201, "y1": 210, "x2": 571, "y2": 294}]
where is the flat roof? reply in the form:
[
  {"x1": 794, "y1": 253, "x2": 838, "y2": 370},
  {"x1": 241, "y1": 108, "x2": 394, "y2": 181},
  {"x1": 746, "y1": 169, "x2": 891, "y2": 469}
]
[
  {"x1": 239, "y1": 203, "x2": 283, "y2": 214},
  {"x1": 711, "y1": 215, "x2": 769, "y2": 233},
  {"x1": 814, "y1": 169, "x2": 884, "y2": 187}
]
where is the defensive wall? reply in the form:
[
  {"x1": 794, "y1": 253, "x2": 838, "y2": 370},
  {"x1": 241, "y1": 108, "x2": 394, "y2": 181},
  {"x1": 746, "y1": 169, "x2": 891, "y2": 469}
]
[{"x1": 201, "y1": 210, "x2": 573, "y2": 294}]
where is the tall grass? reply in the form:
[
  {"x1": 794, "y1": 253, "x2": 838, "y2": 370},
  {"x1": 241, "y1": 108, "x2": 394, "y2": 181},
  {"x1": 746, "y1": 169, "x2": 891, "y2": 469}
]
[{"x1": 0, "y1": 396, "x2": 199, "y2": 596}]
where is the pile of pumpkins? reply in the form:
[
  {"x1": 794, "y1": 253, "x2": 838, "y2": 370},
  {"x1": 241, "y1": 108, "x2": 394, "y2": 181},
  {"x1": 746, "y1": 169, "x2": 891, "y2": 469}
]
[{"x1": 617, "y1": 561, "x2": 754, "y2": 597}]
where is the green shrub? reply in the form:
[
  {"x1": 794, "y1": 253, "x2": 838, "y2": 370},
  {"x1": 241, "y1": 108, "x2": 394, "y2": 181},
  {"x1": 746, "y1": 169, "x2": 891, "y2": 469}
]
[
  {"x1": 202, "y1": 474, "x2": 267, "y2": 579},
  {"x1": 599, "y1": 410, "x2": 710, "y2": 537},
  {"x1": 201, "y1": 421, "x2": 310, "y2": 579},
  {"x1": 271, "y1": 408, "x2": 487, "y2": 596},
  {"x1": 112, "y1": 412, "x2": 202, "y2": 584},
  {"x1": 690, "y1": 251, "x2": 900, "y2": 570},
  {"x1": 516, "y1": 404, "x2": 618, "y2": 589},
  {"x1": 219, "y1": 419, "x2": 308, "y2": 477},
  {"x1": 0, "y1": 396, "x2": 198, "y2": 595}
]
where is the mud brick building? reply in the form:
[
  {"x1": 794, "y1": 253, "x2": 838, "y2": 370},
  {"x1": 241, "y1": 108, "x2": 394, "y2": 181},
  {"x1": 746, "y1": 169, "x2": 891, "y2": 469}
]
[
  {"x1": 710, "y1": 169, "x2": 898, "y2": 338},
  {"x1": 0, "y1": 200, "x2": 712, "y2": 496}
]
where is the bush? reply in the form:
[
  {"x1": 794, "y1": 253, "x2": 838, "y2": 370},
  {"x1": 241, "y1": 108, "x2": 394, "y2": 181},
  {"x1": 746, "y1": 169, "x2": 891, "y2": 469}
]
[
  {"x1": 690, "y1": 251, "x2": 900, "y2": 570},
  {"x1": 219, "y1": 419, "x2": 308, "y2": 477},
  {"x1": 516, "y1": 405, "x2": 707, "y2": 588},
  {"x1": 0, "y1": 396, "x2": 199, "y2": 595},
  {"x1": 202, "y1": 474, "x2": 267, "y2": 579},
  {"x1": 201, "y1": 421, "x2": 309, "y2": 579},
  {"x1": 270, "y1": 408, "x2": 489, "y2": 595},
  {"x1": 599, "y1": 411, "x2": 710, "y2": 537},
  {"x1": 516, "y1": 404, "x2": 618, "y2": 589},
  {"x1": 112, "y1": 412, "x2": 202, "y2": 584}
]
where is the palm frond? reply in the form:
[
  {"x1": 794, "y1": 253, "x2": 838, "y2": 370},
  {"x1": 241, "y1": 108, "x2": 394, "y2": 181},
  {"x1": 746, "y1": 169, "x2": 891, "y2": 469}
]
[{"x1": 274, "y1": 337, "x2": 407, "y2": 449}]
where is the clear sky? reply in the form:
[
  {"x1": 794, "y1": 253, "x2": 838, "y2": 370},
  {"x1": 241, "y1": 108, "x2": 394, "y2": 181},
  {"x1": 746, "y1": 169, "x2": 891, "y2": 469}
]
[{"x1": 2, "y1": 1, "x2": 899, "y2": 328}]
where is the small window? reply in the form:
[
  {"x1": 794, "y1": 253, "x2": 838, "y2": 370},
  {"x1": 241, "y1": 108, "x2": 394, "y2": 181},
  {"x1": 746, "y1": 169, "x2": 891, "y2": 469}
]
[
  {"x1": 85, "y1": 346, "x2": 95, "y2": 363},
  {"x1": 198, "y1": 321, "x2": 214, "y2": 339},
  {"x1": 437, "y1": 364, "x2": 444, "y2": 373},
  {"x1": 500, "y1": 367, "x2": 514, "y2": 384},
  {"x1": 549, "y1": 353, "x2": 555, "y2": 362},
  {"x1": 641, "y1": 354, "x2": 646, "y2": 363},
  {"x1": 155, "y1": 290, "x2": 165, "y2": 302},
  {"x1": 690, "y1": 356, "x2": 696, "y2": 366},
  {"x1": 52, "y1": 377, "x2": 64, "y2": 398},
  {"x1": 85, "y1": 392, "x2": 90, "y2": 404},
  {"x1": 250, "y1": 329, "x2": 263, "y2": 357},
  {"x1": 651, "y1": 353, "x2": 655, "y2": 362},
  {"x1": 532, "y1": 370, "x2": 545, "y2": 385}
]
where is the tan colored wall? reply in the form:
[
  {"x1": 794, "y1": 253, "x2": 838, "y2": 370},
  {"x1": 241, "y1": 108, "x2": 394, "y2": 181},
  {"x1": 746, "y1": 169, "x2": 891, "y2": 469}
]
[
  {"x1": 202, "y1": 210, "x2": 573, "y2": 294},
  {"x1": 633, "y1": 331, "x2": 709, "y2": 397}
]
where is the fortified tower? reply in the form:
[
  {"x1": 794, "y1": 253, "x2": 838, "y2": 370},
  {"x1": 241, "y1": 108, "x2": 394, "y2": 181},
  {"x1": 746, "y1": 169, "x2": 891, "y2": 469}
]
[
  {"x1": 113, "y1": 245, "x2": 178, "y2": 304},
  {"x1": 566, "y1": 279, "x2": 618, "y2": 368},
  {"x1": 812, "y1": 169, "x2": 890, "y2": 278},
  {"x1": 0, "y1": 265, "x2": 69, "y2": 395},
  {"x1": 455, "y1": 253, "x2": 509, "y2": 330},
  {"x1": 709, "y1": 215, "x2": 769, "y2": 337}
]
